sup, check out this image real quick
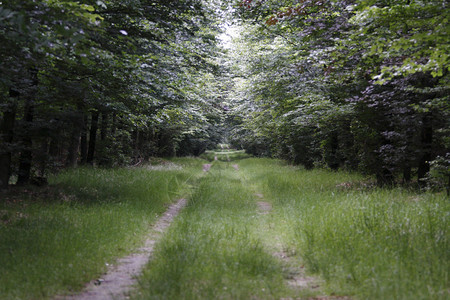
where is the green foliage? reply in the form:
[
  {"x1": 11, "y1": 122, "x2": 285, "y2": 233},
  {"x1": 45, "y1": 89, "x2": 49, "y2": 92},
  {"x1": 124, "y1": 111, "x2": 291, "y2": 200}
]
[
  {"x1": 229, "y1": 0, "x2": 449, "y2": 188},
  {"x1": 0, "y1": 0, "x2": 231, "y2": 188},
  {"x1": 349, "y1": 0, "x2": 449, "y2": 81}
]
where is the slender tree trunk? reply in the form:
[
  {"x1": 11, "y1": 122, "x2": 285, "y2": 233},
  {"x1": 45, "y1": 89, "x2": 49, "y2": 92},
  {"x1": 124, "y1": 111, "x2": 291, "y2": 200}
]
[
  {"x1": 142, "y1": 131, "x2": 151, "y2": 160},
  {"x1": 80, "y1": 114, "x2": 88, "y2": 164},
  {"x1": 98, "y1": 111, "x2": 110, "y2": 166},
  {"x1": 17, "y1": 68, "x2": 39, "y2": 185},
  {"x1": 328, "y1": 131, "x2": 339, "y2": 170},
  {"x1": 66, "y1": 114, "x2": 82, "y2": 168},
  {"x1": 403, "y1": 165, "x2": 411, "y2": 184},
  {"x1": 17, "y1": 101, "x2": 34, "y2": 185},
  {"x1": 0, "y1": 92, "x2": 18, "y2": 190},
  {"x1": 38, "y1": 138, "x2": 49, "y2": 177},
  {"x1": 87, "y1": 110, "x2": 99, "y2": 165},
  {"x1": 447, "y1": 175, "x2": 449, "y2": 197},
  {"x1": 111, "y1": 113, "x2": 117, "y2": 136},
  {"x1": 100, "y1": 111, "x2": 108, "y2": 141},
  {"x1": 418, "y1": 113, "x2": 433, "y2": 186},
  {"x1": 133, "y1": 130, "x2": 140, "y2": 163}
]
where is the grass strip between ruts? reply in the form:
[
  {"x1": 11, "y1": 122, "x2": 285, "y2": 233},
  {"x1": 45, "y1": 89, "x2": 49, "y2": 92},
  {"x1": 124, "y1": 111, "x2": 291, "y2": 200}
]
[{"x1": 132, "y1": 161, "x2": 300, "y2": 299}]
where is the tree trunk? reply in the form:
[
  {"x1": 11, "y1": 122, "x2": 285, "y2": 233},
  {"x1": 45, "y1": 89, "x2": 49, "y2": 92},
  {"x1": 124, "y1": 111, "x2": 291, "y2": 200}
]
[
  {"x1": 66, "y1": 114, "x2": 82, "y2": 168},
  {"x1": 87, "y1": 110, "x2": 99, "y2": 165},
  {"x1": 328, "y1": 131, "x2": 339, "y2": 170},
  {"x1": 0, "y1": 93, "x2": 18, "y2": 190},
  {"x1": 17, "y1": 100, "x2": 34, "y2": 185},
  {"x1": 133, "y1": 130, "x2": 140, "y2": 163},
  {"x1": 80, "y1": 114, "x2": 88, "y2": 164},
  {"x1": 100, "y1": 111, "x2": 108, "y2": 141},
  {"x1": 38, "y1": 138, "x2": 49, "y2": 177},
  {"x1": 403, "y1": 165, "x2": 411, "y2": 184},
  {"x1": 17, "y1": 68, "x2": 39, "y2": 185},
  {"x1": 418, "y1": 113, "x2": 433, "y2": 187},
  {"x1": 98, "y1": 111, "x2": 110, "y2": 166},
  {"x1": 377, "y1": 168, "x2": 395, "y2": 186}
]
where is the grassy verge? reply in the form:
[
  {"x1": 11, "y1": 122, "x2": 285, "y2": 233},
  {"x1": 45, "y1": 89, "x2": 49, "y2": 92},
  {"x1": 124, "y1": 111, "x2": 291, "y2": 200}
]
[
  {"x1": 0, "y1": 157, "x2": 204, "y2": 299},
  {"x1": 132, "y1": 161, "x2": 298, "y2": 299},
  {"x1": 239, "y1": 158, "x2": 449, "y2": 300}
]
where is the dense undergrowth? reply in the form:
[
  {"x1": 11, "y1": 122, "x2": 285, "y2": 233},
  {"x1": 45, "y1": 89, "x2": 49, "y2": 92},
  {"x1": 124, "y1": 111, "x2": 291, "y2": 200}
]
[{"x1": 0, "y1": 158, "x2": 204, "y2": 299}]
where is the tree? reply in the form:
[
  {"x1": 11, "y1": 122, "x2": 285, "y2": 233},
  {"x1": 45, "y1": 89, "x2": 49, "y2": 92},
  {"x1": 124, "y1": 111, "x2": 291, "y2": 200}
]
[
  {"x1": 0, "y1": 0, "x2": 228, "y2": 190},
  {"x1": 230, "y1": 0, "x2": 449, "y2": 187}
]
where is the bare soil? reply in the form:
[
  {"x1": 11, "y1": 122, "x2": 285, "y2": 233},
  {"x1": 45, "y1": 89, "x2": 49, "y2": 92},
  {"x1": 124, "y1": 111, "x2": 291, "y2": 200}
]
[
  {"x1": 56, "y1": 198, "x2": 187, "y2": 300},
  {"x1": 253, "y1": 192, "x2": 342, "y2": 299},
  {"x1": 257, "y1": 201, "x2": 272, "y2": 214},
  {"x1": 274, "y1": 250, "x2": 319, "y2": 289}
]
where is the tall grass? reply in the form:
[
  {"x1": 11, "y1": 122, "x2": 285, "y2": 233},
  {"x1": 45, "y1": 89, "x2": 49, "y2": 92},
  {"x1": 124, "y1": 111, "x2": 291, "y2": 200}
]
[
  {"x1": 2, "y1": 156, "x2": 445, "y2": 299},
  {"x1": 0, "y1": 158, "x2": 203, "y2": 299},
  {"x1": 239, "y1": 158, "x2": 449, "y2": 300},
  {"x1": 133, "y1": 162, "x2": 295, "y2": 299}
]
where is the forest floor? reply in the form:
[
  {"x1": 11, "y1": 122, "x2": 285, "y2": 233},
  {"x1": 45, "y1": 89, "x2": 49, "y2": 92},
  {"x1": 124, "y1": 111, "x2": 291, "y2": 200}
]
[{"x1": 0, "y1": 154, "x2": 447, "y2": 300}]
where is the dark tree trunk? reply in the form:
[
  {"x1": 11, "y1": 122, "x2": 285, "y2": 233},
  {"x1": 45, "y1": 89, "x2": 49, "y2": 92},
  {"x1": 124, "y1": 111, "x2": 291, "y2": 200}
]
[
  {"x1": 133, "y1": 130, "x2": 140, "y2": 163},
  {"x1": 66, "y1": 114, "x2": 82, "y2": 168},
  {"x1": 403, "y1": 165, "x2": 411, "y2": 184},
  {"x1": 48, "y1": 134, "x2": 61, "y2": 158},
  {"x1": 447, "y1": 175, "x2": 449, "y2": 197},
  {"x1": 377, "y1": 168, "x2": 395, "y2": 186},
  {"x1": 111, "y1": 113, "x2": 117, "y2": 136},
  {"x1": 17, "y1": 68, "x2": 39, "y2": 185},
  {"x1": 328, "y1": 131, "x2": 339, "y2": 170},
  {"x1": 376, "y1": 136, "x2": 395, "y2": 186},
  {"x1": 87, "y1": 110, "x2": 99, "y2": 165},
  {"x1": 38, "y1": 138, "x2": 49, "y2": 177},
  {"x1": 100, "y1": 111, "x2": 108, "y2": 141},
  {"x1": 0, "y1": 92, "x2": 18, "y2": 190},
  {"x1": 17, "y1": 101, "x2": 34, "y2": 185},
  {"x1": 98, "y1": 111, "x2": 110, "y2": 166},
  {"x1": 80, "y1": 114, "x2": 88, "y2": 164},
  {"x1": 418, "y1": 113, "x2": 433, "y2": 186}
]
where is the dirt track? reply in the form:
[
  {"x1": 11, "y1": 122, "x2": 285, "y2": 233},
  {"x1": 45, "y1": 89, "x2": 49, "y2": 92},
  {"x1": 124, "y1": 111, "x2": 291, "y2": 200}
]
[{"x1": 57, "y1": 198, "x2": 187, "y2": 300}]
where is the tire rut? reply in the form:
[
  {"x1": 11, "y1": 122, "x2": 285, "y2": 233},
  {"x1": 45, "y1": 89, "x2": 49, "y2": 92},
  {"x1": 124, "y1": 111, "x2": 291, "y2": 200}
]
[{"x1": 56, "y1": 198, "x2": 187, "y2": 300}]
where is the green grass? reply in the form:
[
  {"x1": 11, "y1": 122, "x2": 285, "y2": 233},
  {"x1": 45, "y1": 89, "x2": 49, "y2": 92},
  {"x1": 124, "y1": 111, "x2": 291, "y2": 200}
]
[
  {"x1": 239, "y1": 158, "x2": 449, "y2": 300},
  {"x1": 132, "y1": 162, "x2": 298, "y2": 299},
  {"x1": 1, "y1": 157, "x2": 447, "y2": 299},
  {"x1": 0, "y1": 157, "x2": 204, "y2": 299},
  {"x1": 200, "y1": 149, "x2": 252, "y2": 162}
]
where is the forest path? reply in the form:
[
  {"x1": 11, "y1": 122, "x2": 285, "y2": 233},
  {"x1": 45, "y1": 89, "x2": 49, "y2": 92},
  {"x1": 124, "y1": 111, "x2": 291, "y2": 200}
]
[
  {"x1": 60, "y1": 159, "x2": 344, "y2": 300},
  {"x1": 229, "y1": 161, "x2": 335, "y2": 299},
  {"x1": 57, "y1": 198, "x2": 188, "y2": 300},
  {"x1": 232, "y1": 161, "x2": 348, "y2": 300}
]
